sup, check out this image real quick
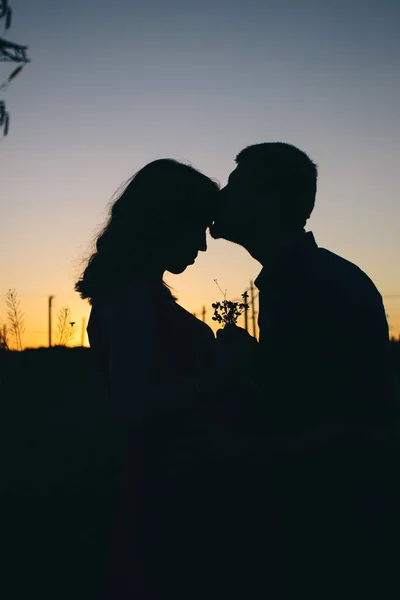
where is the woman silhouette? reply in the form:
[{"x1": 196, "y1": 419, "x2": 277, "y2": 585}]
[{"x1": 75, "y1": 159, "x2": 220, "y2": 598}]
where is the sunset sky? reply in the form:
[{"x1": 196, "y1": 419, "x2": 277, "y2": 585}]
[{"x1": 1, "y1": 0, "x2": 399, "y2": 348}]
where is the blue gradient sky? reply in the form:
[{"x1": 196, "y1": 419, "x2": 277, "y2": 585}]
[{"x1": 1, "y1": 0, "x2": 399, "y2": 347}]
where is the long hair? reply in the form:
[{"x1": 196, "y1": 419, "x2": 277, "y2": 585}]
[{"x1": 75, "y1": 159, "x2": 218, "y2": 304}]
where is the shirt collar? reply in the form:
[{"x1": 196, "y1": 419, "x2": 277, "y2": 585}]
[{"x1": 254, "y1": 231, "x2": 318, "y2": 292}]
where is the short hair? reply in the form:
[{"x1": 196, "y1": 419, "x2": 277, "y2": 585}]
[{"x1": 235, "y1": 142, "x2": 318, "y2": 229}]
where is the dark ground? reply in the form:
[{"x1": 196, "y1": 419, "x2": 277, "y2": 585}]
[
  {"x1": 1, "y1": 343, "x2": 399, "y2": 599},
  {"x1": 1, "y1": 347, "x2": 124, "y2": 599}
]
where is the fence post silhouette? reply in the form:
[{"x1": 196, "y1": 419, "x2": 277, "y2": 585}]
[
  {"x1": 81, "y1": 317, "x2": 86, "y2": 347},
  {"x1": 48, "y1": 295, "x2": 54, "y2": 348},
  {"x1": 250, "y1": 281, "x2": 257, "y2": 338},
  {"x1": 244, "y1": 290, "x2": 249, "y2": 333}
]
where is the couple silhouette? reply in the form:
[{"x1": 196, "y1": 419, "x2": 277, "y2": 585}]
[{"x1": 76, "y1": 142, "x2": 395, "y2": 599}]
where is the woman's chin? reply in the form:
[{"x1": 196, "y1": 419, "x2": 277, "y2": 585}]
[{"x1": 167, "y1": 261, "x2": 193, "y2": 275}]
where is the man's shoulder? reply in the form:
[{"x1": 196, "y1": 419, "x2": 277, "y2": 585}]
[
  {"x1": 311, "y1": 246, "x2": 383, "y2": 308},
  {"x1": 315, "y1": 247, "x2": 367, "y2": 280}
]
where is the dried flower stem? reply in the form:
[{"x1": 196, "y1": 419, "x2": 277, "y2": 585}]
[
  {"x1": 213, "y1": 279, "x2": 227, "y2": 300},
  {"x1": 56, "y1": 306, "x2": 77, "y2": 346},
  {"x1": 6, "y1": 289, "x2": 25, "y2": 351}
]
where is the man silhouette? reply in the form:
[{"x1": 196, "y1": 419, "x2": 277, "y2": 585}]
[{"x1": 210, "y1": 142, "x2": 396, "y2": 598}]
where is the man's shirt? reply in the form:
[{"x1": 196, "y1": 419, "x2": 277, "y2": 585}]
[{"x1": 254, "y1": 231, "x2": 394, "y2": 437}]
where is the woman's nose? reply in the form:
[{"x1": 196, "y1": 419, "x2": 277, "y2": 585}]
[{"x1": 199, "y1": 233, "x2": 207, "y2": 252}]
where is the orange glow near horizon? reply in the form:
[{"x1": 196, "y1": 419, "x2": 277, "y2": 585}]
[
  {"x1": 2, "y1": 275, "x2": 399, "y2": 351},
  {"x1": 1, "y1": 232, "x2": 399, "y2": 350}
]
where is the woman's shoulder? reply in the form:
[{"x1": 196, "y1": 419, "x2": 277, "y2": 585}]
[
  {"x1": 90, "y1": 281, "x2": 175, "y2": 346},
  {"x1": 174, "y1": 303, "x2": 215, "y2": 341},
  {"x1": 93, "y1": 280, "x2": 170, "y2": 313}
]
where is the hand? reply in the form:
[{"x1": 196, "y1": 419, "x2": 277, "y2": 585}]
[{"x1": 215, "y1": 323, "x2": 258, "y2": 382}]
